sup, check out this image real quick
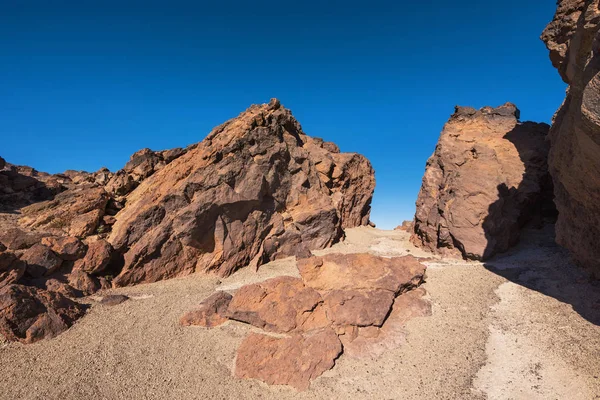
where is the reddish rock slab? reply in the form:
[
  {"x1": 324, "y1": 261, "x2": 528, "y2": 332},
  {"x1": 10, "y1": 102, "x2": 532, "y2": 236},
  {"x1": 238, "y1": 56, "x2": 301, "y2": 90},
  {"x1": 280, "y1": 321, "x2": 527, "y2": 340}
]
[
  {"x1": 41, "y1": 236, "x2": 86, "y2": 261},
  {"x1": 225, "y1": 276, "x2": 327, "y2": 333},
  {"x1": 44, "y1": 278, "x2": 81, "y2": 298},
  {"x1": 235, "y1": 328, "x2": 342, "y2": 391},
  {"x1": 73, "y1": 239, "x2": 113, "y2": 275},
  {"x1": 0, "y1": 228, "x2": 47, "y2": 251},
  {"x1": 323, "y1": 289, "x2": 395, "y2": 327},
  {"x1": 21, "y1": 244, "x2": 63, "y2": 278},
  {"x1": 0, "y1": 284, "x2": 86, "y2": 343},
  {"x1": 180, "y1": 291, "x2": 232, "y2": 327},
  {"x1": 339, "y1": 288, "x2": 432, "y2": 359},
  {"x1": 298, "y1": 253, "x2": 426, "y2": 295}
]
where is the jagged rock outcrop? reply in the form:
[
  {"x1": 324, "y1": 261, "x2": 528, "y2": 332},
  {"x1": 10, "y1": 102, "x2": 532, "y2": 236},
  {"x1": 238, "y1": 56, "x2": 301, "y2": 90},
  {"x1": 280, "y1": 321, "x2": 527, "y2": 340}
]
[
  {"x1": 108, "y1": 99, "x2": 375, "y2": 285},
  {"x1": 411, "y1": 104, "x2": 552, "y2": 260},
  {"x1": 542, "y1": 0, "x2": 600, "y2": 277}
]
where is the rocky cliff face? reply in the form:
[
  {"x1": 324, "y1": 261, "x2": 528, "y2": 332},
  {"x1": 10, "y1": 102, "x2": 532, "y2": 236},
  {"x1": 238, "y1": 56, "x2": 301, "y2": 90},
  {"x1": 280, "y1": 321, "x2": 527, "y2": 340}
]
[
  {"x1": 542, "y1": 0, "x2": 600, "y2": 277},
  {"x1": 0, "y1": 99, "x2": 375, "y2": 342},
  {"x1": 411, "y1": 103, "x2": 552, "y2": 260}
]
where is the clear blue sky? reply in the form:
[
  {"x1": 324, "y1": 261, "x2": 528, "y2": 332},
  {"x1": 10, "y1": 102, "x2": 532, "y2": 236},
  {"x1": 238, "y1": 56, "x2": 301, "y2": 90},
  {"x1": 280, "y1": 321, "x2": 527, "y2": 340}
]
[{"x1": 1, "y1": 1, "x2": 565, "y2": 229}]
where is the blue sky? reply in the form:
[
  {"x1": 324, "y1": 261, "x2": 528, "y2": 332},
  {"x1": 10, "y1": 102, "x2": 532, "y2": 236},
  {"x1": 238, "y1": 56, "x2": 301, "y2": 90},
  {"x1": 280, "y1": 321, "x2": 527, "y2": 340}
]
[{"x1": 1, "y1": 1, "x2": 565, "y2": 229}]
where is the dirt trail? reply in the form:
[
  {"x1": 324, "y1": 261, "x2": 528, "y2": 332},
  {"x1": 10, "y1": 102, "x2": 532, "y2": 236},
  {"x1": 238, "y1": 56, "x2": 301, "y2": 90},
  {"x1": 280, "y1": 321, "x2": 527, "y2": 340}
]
[{"x1": 1, "y1": 225, "x2": 598, "y2": 399}]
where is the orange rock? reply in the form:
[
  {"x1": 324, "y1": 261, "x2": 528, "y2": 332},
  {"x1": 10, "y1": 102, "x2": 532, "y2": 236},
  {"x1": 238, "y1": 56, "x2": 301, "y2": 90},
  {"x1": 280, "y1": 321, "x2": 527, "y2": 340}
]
[
  {"x1": 323, "y1": 289, "x2": 395, "y2": 327},
  {"x1": 73, "y1": 239, "x2": 113, "y2": 275},
  {"x1": 235, "y1": 328, "x2": 342, "y2": 391},
  {"x1": 41, "y1": 236, "x2": 86, "y2": 261}
]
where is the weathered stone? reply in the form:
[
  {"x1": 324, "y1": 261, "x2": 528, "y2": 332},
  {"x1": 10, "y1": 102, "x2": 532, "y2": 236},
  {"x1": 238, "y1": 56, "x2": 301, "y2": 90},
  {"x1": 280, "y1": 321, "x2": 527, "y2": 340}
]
[
  {"x1": 411, "y1": 104, "x2": 551, "y2": 260},
  {"x1": 180, "y1": 291, "x2": 232, "y2": 327},
  {"x1": 0, "y1": 228, "x2": 46, "y2": 250},
  {"x1": 225, "y1": 276, "x2": 327, "y2": 333},
  {"x1": 73, "y1": 239, "x2": 113, "y2": 275},
  {"x1": 323, "y1": 289, "x2": 395, "y2": 327},
  {"x1": 297, "y1": 253, "x2": 426, "y2": 295},
  {"x1": 0, "y1": 284, "x2": 86, "y2": 343},
  {"x1": 20, "y1": 184, "x2": 109, "y2": 237},
  {"x1": 67, "y1": 270, "x2": 101, "y2": 295},
  {"x1": 99, "y1": 294, "x2": 129, "y2": 306},
  {"x1": 542, "y1": 1, "x2": 600, "y2": 276},
  {"x1": 0, "y1": 252, "x2": 25, "y2": 288},
  {"x1": 41, "y1": 236, "x2": 86, "y2": 261},
  {"x1": 235, "y1": 328, "x2": 342, "y2": 391},
  {"x1": 21, "y1": 244, "x2": 63, "y2": 278},
  {"x1": 108, "y1": 99, "x2": 375, "y2": 286},
  {"x1": 44, "y1": 278, "x2": 81, "y2": 298}
]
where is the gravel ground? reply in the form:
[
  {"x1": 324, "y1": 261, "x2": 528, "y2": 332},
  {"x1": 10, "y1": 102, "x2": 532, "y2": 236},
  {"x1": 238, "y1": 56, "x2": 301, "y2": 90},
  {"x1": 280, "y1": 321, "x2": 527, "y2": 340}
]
[{"x1": 0, "y1": 225, "x2": 598, "y2": 399}]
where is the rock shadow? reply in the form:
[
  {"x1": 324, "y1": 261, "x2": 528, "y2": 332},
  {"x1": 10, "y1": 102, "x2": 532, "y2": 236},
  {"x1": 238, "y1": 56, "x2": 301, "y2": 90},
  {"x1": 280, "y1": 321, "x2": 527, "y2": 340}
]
[{"x1": 481, "y1": 124, "x2": 600, "y2": 326}]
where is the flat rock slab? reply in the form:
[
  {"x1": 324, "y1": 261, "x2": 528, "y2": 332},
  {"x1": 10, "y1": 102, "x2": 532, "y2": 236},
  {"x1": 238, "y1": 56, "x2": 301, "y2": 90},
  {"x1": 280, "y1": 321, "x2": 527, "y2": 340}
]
[
  {"x1": 225, "y1": 276, "x2": 327, "y2": 333},
  {"x1": 298, "y1": 253, "x2": 426, "y2": 294},
  {"x1": 235, "y1": 328, "x2": 343, "y2": 391},
  {"x1": 99, "y1": 294, "x2": 130, "y2": 307},
  {"x1": 324, "y1": 289, "x2": 395, "y2": 327},
  {"x1": 180, "y1": 291, "x2": 232, "y2": 327}
]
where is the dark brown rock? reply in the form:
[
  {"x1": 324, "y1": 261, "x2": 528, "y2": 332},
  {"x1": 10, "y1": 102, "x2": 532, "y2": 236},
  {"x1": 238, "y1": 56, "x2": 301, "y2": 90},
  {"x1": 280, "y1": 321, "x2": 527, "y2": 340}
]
[
  {"x1": 0, "y1": 284, "x2": 86, "y2": 343},
  {"x1": 73, "y1": 239, "x2": 113, "y2": 275},
  {"x1": 0, "y1": 156, "x2": 5, "y2": 170},
  {"x1": 67, "y1": 270, "x2": 101, "y2": 295},
  {"x1": 108, "y1": 99, "x2": 375, "y2": 286},
  {"x1": 0, "y1": 227, "x2": 46, "y2": 250},
  {"x1": 44, "y1": 278, "x2": 81, "y2": 298},
  {"x1": 99, "y1": 294, "x2": 129, "y2": 306},
  {"x1": 225, "y1": 276, "x2": 327, "y2": 333},
  {"x1": 411, "y1": 104, "x2": 551, "y2": 260},
  {"x1": 235, "y1": 328, "x2": 343, "y2": 391},
  {"x1": 41, "y1": 236, "x2": 86, "y2": 261},
  {"x1": 21, "y1": 244, "x2": 63, "y2": 278},
  {"x1": 0, "y1": 252, "x2": 25, "y2": 288},
  {"x1": 542, "y1": 1, "x2": 600, "y2": 276},
  {"x1": 180, "y1": 291, "x2": 232, "y2": 327}
]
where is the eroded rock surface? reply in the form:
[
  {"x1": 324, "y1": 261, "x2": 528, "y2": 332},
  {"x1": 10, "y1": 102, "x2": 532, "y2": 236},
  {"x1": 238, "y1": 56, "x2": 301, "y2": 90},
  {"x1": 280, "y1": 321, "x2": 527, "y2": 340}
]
[
  {"x1": 109, "y1": 99, "x2": 375, "y2": 285},
  {"x1": 180, "y1": 291, "x2": 232, "y2": 327},
  {"x1": 411, "y1": 104, "x2": 551, "y2": 260},
  {"x1": 542, "y1": 0, "x2": 600, "y2": 276}
]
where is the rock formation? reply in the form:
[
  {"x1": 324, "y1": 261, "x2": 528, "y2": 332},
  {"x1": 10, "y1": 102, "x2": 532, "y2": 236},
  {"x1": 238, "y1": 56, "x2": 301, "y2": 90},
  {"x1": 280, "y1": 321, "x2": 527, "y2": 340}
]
[
  {"x1": 0, "y1": 99, "x2": 375, "y2": 343},
  {"x1": 542, "y1": 0, "x2": 600, "y2": 277},
  {"x1": 181, "y1": 254, "x2": 428, "y2": 390},
  {"x1": 108, "y1": 99, "x2": 375, "y2": 285},
  {"x1": 411, "y1": 103, "x2": 552, "y2": 260}
]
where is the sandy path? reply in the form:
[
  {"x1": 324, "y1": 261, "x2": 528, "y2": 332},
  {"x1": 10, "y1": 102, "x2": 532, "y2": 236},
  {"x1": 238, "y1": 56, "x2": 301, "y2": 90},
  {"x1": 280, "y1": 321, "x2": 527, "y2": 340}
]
[{"x1": 0, "y1": 226, "x2": 598, "y2": 399}]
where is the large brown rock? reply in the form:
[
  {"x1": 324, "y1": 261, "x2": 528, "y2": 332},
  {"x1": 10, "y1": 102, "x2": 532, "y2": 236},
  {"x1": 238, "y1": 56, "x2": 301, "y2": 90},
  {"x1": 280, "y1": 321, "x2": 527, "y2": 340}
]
[
  {"x1": 108, "y1": 99, "x2": 375, "y2": 286},
  {"x1": 0, "y1": 284, "x2": 86, "y2": 343},
  {"x1": 411, "y1": 104, "x2": 551, "y2": 260},
  {"x1": 297, "y1": 253, "x2": 426, "y2": 294},
  {"x1": 225, "y1": 276, "x2": 328, "y2": 333},
  {"x1": 21, "y1": 244, "x2": 63, "y2": 278},
  {"x1": 235, "y1": 328, "x2": 343, "y2": 391},
  {"x1": 41, "y1": 236, "x2": 86, "y2": 261},
  {"x1": 19, "y1": 184, "x2": 109, "y2": 237},
  {"x1": 542, "y1": 1, "x2": 600, "y2": 277},
  {"x1": 73, "y1": 239, "x2": 113, "y2": 275},
  {"x1": 323, "y1": 289, "x2": 395, "y2": 327},
  {"x1": 0, "y1": 252, "x2": 25, "y2": 288}
]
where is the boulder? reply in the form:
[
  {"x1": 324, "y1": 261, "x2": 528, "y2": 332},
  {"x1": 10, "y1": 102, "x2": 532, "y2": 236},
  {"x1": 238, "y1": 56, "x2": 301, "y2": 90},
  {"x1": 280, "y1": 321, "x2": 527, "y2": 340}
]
[
  {"x1": 0, "y1": 284, "x2": 86, "y2": 343},
  {"x1": 297, "y1": 253, "x2": 426, "y2": 294},
  {"x1": 99, "y1": 294, "x2": 129, "y2": 306},
  {"x1": 0, "y1": 228, "x2": 47, "y2": 250},
  {"x1": 44, "y1": 278, "x2": 81, "y2": 298},
  {"x1": 411, "y1": 104, "x2": 551, "y2": 260},
  {"x1": 67, "y1": 270, "x2": 101, "y2": 295},
  {"x1": 19, "y1": 184, "x2": 109, "y2": 237},
  {"x1": 180, "y1": 291, "x2": 232, "y2": 327},
  {"x1": 21, "y1": 244, "x2": 63, "y2": 278},
  {"x1": 542, "y1": 1, "x2": 600, "y2": 276},
  {"x1": 73, "y1": 239, "x2": 113, "y2": 275},
  {"x1": 323, "y1": 289, "x2": 395, "y2": 327},
  {"x1": 235, "y1": 328, "x2": 343, "y2": 391},
  {"x1": 41, "y1": 236, "x2": 86, "y2": 261},
  {"x1": 0, "y1": 252, "x2": 25, "y2": 288},
  {"x1": 108, "y1": 99, "x2": 375, "y2": 286},
  {"x1": 225, "y1": 276, "x2": 328, "y2": 333}
]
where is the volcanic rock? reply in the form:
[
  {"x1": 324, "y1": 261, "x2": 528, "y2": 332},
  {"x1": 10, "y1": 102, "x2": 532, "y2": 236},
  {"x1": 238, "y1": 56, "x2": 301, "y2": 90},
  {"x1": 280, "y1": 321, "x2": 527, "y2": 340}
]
[
  {"x1": 41, "y1": 236, "x2": 86, "y2": 261},
  {"x1": 108, "y1": 99, "x2": 375, "y2": 286},
  {"x1": 0, "y1": 228, "x2": 47, "y2": 250},
  {"x1": 297, "y1": 253, "x2": 426, "y2": 294},
  {"x1": 0, "y1": 252, "x2": 25, "y2": 288},
  {"x1": 542, "y1": 1, "x2": 600, "y2": 276},
  {"x1": 21, "y1": 244, "x2": 63, "y2": 278},
  {"x1": 20, "y1": 184, "x2": 110, "y2": 237},
  {"x1": 235, "y1": 328, "x2": 343, "y2": 391},
  {"x1": 0, "y1": 284, "x2": 86, "y2": 343},
  {"x1": 67, "y1": 270, "x2": 101, "y2": 295},
  {"x1": 99, "y1": 294, "x2": 129, "y2": 306},
  {"x1": 180, "y1": 291, "x2": 232, "y2": 327},
  {"x1": 225, "y1": 276, "x2": 328, "y2": 333},
  {"x1": 73, "y1": 239, "x2": 113, "y2": 275},
  {"x1": 411, "y1": 103, "x2": 551, "y2": 260},
  {"x1": 323, "y1": 289, "x2": 395, "y2": 327},
  {"x1": 0, "y1": 156, "x2": 5, "y2": 170}
]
